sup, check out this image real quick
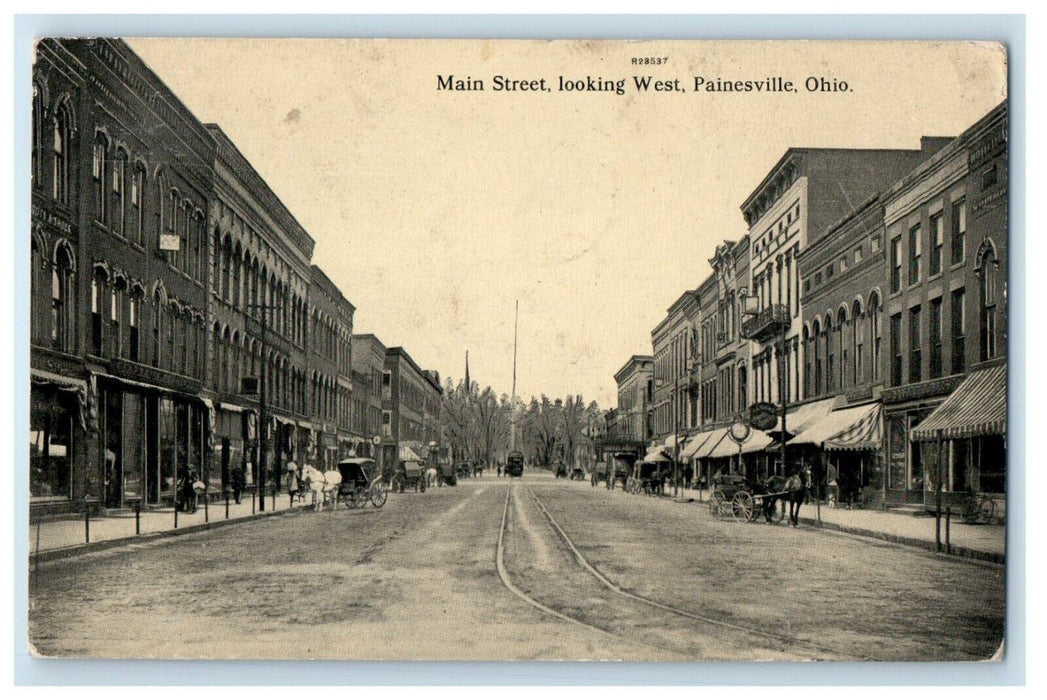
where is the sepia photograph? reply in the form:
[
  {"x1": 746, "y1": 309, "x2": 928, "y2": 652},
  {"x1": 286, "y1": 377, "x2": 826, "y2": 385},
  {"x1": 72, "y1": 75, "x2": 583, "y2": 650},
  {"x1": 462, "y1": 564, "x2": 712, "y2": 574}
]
[{"x1": 24, "y1": 36, "x2": 1009, "y2": 663}]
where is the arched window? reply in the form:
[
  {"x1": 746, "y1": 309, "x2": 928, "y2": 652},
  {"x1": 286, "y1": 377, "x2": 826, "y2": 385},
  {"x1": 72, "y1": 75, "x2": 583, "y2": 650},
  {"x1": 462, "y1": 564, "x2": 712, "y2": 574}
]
[
  {"x1": 152, "y1": 289, "x2": 164, "y2": 368},
  {"x1": 980, "y1": 246, "x2": 999, "y2": 361},
  {"x1": 853, "y1": 300, "x2": 865, "y2": 385},
  {"x1": 52, "y1": 102, "x2": 72, "y2": 204},
  {"x1": 50, "y1": 244, "x2": 73, "y2": 349},
  {"x1": 825, "y1": 316, "x2": 835, "y2": 393},
  {"x1": 128, "y1": 292, "x2": 140, "y2": 362},
  {"x1": 90, "y1": 269, "x2": 107, "y2": 357},
  {"x1": 837, "y1": 308, "x2": 849, "y2": 391},
  {"x1": 112, "y1": 148, "x2": 128, "y2": 236},
  {"x1": 812, "y1": 319, "x2": 822, "y2": 396},
  {"x1": 32, "y1": 83, "x2": 43, "y2": 188},
  {"x1": 92, "y1": 132, "x2": 108, "y2": 224},
  {"x1": 154, "y1": 170, "x2": 167, "y2": 249},
  {"x1": 212, "y1": 323, "x2": 222, "y2": 390},
  {"x1": 131, "y1": 163, "x2": 145, "y2": 246}
]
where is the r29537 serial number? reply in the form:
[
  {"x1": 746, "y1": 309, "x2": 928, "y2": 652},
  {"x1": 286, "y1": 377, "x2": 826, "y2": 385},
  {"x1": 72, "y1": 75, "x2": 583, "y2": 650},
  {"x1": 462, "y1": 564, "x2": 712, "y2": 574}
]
[{"x1": 631, "y1": 57, "x2": 669, "y2": 65}]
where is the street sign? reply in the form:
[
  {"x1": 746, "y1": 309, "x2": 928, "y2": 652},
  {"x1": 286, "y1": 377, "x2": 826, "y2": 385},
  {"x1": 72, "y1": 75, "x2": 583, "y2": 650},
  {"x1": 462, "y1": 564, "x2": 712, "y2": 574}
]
[
  {"x1": 749, "y1": 402, "x2": 779, "y2": 431},
  {"x1": 728, "y1": 421, "x2": 751, "y2": 444}
]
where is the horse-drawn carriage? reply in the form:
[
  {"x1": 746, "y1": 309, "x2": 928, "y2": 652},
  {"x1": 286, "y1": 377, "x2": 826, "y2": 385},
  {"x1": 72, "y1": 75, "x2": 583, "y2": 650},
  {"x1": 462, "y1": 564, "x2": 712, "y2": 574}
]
[
  {"x1": 708, "y1": 472, "x2": 804, "y2": 525},
  {"x1": 554, "y1": 462, "x2": 568, "y2": 479},
  {"x1": 569, "y1": 466, "x2": 585, "y2": 480},
  {"x1": 335, "y1": 458, "x2": 389, "y2": 509},
  {"x1": 391, "y1": 459, "x2": 427, "y2": 493},
  {"x1": 626, "y1": 461, "x2": 665, "y2": 496}
]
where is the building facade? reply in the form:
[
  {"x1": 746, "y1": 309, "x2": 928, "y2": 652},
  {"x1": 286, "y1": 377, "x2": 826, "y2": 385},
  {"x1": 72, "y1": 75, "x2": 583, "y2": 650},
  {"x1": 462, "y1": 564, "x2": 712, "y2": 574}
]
[
  {"x1": 880, "y1": 102, "x2": 1008, "y2": 508},
  {"x1": 31, "y1": 39, "x2": 216, "y2": 515},
  {"x1": 650, "y1": 290, "x2": 699, "y2": 447},
  {"x1": 351, "y1": 333, "x2": 387, "y2": 462},
  {"x1": 613, "y1": 355, "x2": 653, "y2": 446},
  {"x1": 307, "y1": 265, "x2": 354, "y2": 469},
  {"x1": 206, "y1": 124, "x2": 314, "y2": 491},
  {"x1": 382, "y1": 347, "x2": 430, "y2": 466}
]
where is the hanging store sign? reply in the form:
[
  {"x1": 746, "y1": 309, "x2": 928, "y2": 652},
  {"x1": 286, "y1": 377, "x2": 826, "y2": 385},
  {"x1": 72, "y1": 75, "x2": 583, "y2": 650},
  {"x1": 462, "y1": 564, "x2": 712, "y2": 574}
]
[
  {"x1": 159, "y1": 234, "x2": 181, "y2": 251},
  {"x1": 749, "y1": 402, "x2": 779, "y2": 431}
]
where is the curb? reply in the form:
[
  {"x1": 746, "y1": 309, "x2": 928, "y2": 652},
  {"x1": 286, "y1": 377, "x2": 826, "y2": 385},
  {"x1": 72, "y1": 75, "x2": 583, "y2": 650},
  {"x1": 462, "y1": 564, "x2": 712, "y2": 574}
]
[
  {"x1": 796, "y1": 516, "x2": 1005, "y2": 565},
  {"x1": 30, "y1": 505, "x2": 311, "y2": 564}
]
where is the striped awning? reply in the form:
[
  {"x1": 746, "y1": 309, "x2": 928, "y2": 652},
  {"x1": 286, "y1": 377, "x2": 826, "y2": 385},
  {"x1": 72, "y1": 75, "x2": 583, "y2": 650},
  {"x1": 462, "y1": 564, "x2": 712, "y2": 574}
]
[
  {"x1": 692, "y1": 428, "x2": 730, "y2": 459},
  {"x1": 789, "y1": 402, "x2": 881, "y2": 451},
  {"x1": 707, "y1": 428, "x2": 774, "y2": 458},
  {"x1": 680, "y1": 432, "x2": 713, "y2": 459},
  {"x1": 911, "y1": 364, "x2": 1007, "y2": 441}
]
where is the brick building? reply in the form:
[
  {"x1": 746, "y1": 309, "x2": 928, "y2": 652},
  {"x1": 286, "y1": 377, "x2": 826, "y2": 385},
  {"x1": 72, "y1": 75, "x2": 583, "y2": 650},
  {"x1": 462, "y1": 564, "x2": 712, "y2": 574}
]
[
  {"x1": 351, "y1": 333, "x2": 387, "y2": 462},
  {"x1": 206, "y1": 124, "x2": 314, "y2": 491},
  {"x1": 30, "y1": 39, "x2": 216, "y2": 516},
  {"x1": 307, "y1": 265, "x2": 354, "y2": 469},
  {"x1": 881, "y1": 102, "x2": 1008, "y2": 509}
]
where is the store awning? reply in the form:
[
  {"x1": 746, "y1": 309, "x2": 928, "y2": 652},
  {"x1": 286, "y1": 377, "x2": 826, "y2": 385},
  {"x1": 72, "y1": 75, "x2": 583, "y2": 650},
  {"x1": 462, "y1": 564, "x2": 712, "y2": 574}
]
[
  {"x1": 707, "y1": 429, "x2": 774, "y2": 458},
  {"x1": 788, "y1": 402, "x2": 881, "y2": 451},
  {"x1": 663, "y1": 434, "x2": 684, "y2": 450},
  {"x1": 692, "y1": 428, "x2": 730, "y2": 459},
  {"x1": 768, "y1": 398, "x2": 837, "y2": 441},
  {"x1": 680, "y1": 433, "x2": 712, "y2": 459},
  {"x1": 911, "y1": 364, "x2": 1007, "y2": 441}
]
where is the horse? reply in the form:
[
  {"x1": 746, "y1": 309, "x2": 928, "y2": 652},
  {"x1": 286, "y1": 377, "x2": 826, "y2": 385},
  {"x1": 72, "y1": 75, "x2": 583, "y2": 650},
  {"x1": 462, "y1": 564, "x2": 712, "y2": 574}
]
[
  {"x1": 322, "y1": 469, "x2": 343, "y2": 508},
  {"x1": 300, "y1": 465, "x2": 327, "y2": 511},
  {"x1": 425, "y1": 467, "x2": 439, "y2": 489},
  {"x1": 763, "y1": 472, "x2": 807, "y2": 526}
]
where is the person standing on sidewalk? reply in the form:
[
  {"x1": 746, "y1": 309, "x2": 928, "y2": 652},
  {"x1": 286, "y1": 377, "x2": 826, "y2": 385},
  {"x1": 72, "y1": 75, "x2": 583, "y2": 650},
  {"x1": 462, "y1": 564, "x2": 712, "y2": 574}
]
[{"x1": 231, "y1": 464, "x2": 246, "y2": 504}]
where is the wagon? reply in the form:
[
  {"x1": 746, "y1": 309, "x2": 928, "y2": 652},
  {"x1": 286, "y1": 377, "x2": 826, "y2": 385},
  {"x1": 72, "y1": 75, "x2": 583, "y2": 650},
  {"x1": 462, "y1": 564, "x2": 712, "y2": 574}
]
[
  {"x1": 590, "y1": 462, "x2": 610, "y2": 487},
  {"x1": 390, "y1": 459, "x2": 427, "y2": 493},
  {"x1": 627, "y1": 461, "x2": 664, "y2": 496},
  {"x1": 336, "y1": 458, "x2": 389, "y2": 509},
  {"x1": 708, "y1": 473, "x2": 787, "y2": 523}
]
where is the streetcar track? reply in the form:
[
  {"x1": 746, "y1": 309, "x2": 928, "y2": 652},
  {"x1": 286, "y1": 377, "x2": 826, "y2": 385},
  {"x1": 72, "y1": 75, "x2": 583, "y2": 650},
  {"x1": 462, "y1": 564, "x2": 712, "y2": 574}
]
[
  {"x1": 494, "y1": 484, "x2": 688, "y2": 658},
  {"x1": 525, "y1": 485, "x2": 870, "y2": 661}
]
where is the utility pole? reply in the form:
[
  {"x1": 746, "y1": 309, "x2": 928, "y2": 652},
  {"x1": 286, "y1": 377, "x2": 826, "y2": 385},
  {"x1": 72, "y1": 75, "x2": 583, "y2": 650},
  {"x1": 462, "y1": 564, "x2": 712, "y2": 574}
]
[
  {"x1": 510, "y1": 299, "x2": 518, "y2": 452},
  {"x1": 245, "y1": 302, "x2": 280, "y2": 512}
]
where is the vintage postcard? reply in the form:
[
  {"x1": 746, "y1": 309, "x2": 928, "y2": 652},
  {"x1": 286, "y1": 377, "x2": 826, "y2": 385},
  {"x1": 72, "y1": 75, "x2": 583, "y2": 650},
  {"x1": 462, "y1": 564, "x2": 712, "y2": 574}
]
[{"x1": 26, "y1": 38, "x2": 1008, "y2": 661}]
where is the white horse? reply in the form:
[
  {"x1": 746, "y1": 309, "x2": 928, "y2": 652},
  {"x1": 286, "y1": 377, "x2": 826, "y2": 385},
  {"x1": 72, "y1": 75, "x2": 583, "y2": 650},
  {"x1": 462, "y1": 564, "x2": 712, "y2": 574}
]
[
  {"x1": 301, "y1": 465, "x2": 327, "y2": 511},
  {"x1": 322, "y1": 469, "x2": 343, "y2": 508},
  {"x1": 425, "y1": 467, "x2": 439, "y2": 490}
]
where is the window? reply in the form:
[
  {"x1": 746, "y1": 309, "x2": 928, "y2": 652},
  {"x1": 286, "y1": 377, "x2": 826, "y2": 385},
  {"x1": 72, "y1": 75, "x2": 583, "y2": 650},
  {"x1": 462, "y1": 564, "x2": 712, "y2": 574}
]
[
  {"x1": 982, "y1": 163, "x2": 998, "y2": 189},
  {"x1": 890, "y1": 313, "x2": 902, "y2": 386},
  {"x1": 91, "y1": 274, "x2": 105, "y2": 357},
  {"x1": 854, "y1": 246, "x2": 863, "y2": 264},
  {"x1": 839, "y1": 256, "x2": 848, "y2": 272},
  {"x1": 890, "y1": 236, "x2": 902, "y2": 293},
  {"x1": 951, "y1": 199, "x2": 966, "y2": 265},
  {"x1": 129, "y1": 296, "x2": 139, "y2": 362},
  {"x1": 131, "y1": 164, "x2": 145, "y2": 246},
  {"x1": 50, "y1": 249, "x2": 72, "y2": 352},
  {"x1": 929, "y1": 297, "x2": 943, "y2": 379},
  {"x1": 111, "y1": 286, "x2": 122, "y2": 358},
  {"x1": 908, "y1": 305, "x2": 922, "y2": 384},
  {"x1": 980, "y1": 250, "x2": 999, "y2": 361},
  {"x1": 52, "y1": 105, "x2": 71, "y2": 204},
  {"x1": 871, "y1": 235, "x2": 881, "y2": 253},
  {"x1": 93, "y1": 133, "x2": 108, "y2": 224},
  {"x1": 951, "y1": 288, "x2": 966, "y2": 374},
  {"x1": 930, "y1": 212, "x2": 944, "y2": 276},
  {"x1": 112, "y1": 150, "x2": 127, "y2": 236},
  {"x1": 855, "y1": 308, "x2": 865, "y2": 385},
  {"x1": 31, "y1": 84, "x2": 42, "y2": 187},
  {"x1": 152, "y1": 292, "x2": 163, "y2": 367},
  {"x1": 908, "y1": 224, "x2": 922, "y2": 286}
]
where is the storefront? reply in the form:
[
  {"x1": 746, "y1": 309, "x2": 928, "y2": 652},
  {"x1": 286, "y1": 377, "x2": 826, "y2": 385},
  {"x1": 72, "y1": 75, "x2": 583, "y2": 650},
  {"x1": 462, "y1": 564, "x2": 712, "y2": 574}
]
[
  {"x1": 93, "y1": 375, "x2": 208, "y2": 509},
  {"x1": 911, "y1": 363, "x2": 1006, "y2": 509},
  {"x1": 788, "y1": 401, "x2": 883, "y2": 508},
  {"x1": 30, "y1": 372, "x2": 87, "y2": 511}
]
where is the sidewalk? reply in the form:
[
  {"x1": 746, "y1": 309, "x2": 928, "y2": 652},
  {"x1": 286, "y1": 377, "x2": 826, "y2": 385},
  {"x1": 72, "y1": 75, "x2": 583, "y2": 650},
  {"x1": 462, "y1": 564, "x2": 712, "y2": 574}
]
[
  {"x1": 795, "y1": 503, "x2": 1005, "y2": 564},
  {"x1": 680, "y1": 488, "x2": 1004, "y2": 564},
  {"x1": 29, "y1": 491, "x2": 312, "y2": 561}
]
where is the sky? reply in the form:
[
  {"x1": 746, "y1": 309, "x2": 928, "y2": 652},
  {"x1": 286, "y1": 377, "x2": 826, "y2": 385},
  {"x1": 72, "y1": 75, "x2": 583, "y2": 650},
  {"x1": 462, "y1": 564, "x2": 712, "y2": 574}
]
[{"x1": 125, "y1": 39, "x2": 1006, "y2": 407}]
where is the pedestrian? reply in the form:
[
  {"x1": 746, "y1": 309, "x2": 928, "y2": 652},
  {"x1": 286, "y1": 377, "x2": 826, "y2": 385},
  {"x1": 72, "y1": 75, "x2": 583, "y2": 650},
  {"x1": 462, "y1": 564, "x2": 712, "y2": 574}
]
[
  {"x1": 180, "y1": 470, "x2": 198, "y2": 513},
  {"x1": 231, "y1": 464, "x2": 246, "y2": 504},
  {"x1": 497, "y1": 463, "x2": 502, "y2": 478}
]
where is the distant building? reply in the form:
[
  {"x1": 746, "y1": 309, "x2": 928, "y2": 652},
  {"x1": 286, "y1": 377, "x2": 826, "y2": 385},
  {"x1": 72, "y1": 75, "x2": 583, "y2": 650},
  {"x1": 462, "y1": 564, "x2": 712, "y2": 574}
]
[
  {"x1": 307, "y1": 265, "x2": 354, "y2": 469},
  {"x1": 650, "y1": 290, "x2": 699, "y2": 446},
  {"x1": 613, "y1": 355, "x2": 653, "y2": 446},
  {"x1": 351, "y1": 333, "x2": 388, "y2": 462}
]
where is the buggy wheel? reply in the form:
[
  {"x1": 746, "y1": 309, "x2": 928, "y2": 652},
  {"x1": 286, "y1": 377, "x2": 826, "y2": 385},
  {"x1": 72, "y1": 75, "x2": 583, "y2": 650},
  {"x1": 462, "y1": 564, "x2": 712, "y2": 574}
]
[
  {"x1": 709, "y1": 491, "x2": 726, "y2": 518},
  {"x1": 391, "y1": 475, "x2": 406, "y2": 494},
  {"x1": 731, "y1": 492, "x2": 755, "y2": 523},
  {"x1": 352, "y1": 486, "x2": 368, "y2": 508},
  {"x1": 370, "y1": 478, "x2": 389, "y2": 508}
]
